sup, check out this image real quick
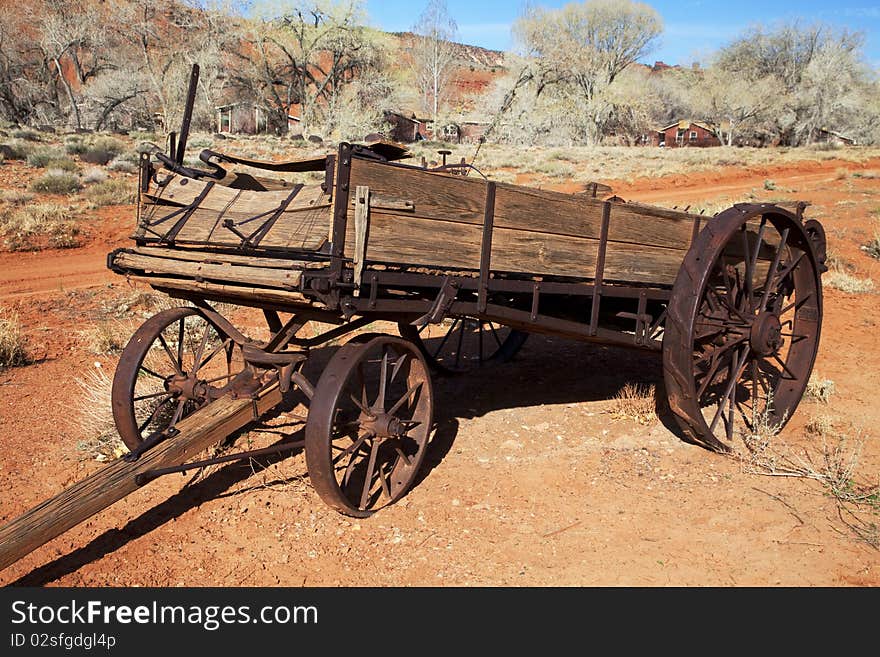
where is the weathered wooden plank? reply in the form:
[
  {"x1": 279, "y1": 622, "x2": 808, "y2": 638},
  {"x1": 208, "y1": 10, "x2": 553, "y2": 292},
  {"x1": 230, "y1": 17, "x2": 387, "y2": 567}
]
[
  {"x1": 140, "y1": 205, "x2": 330, "y2": 251},
  {"x1": 134, "y1": 276, "x2": 322, "y2": 309},
  {"x1": 130, "y1": 246, "x2": 329, "y2": 270},
  {"x1": 352, "y1": 186, "x2": 370, "y2": 295},
  {"x1": 114, "y1": 251, "x2": 303, "y2": 289},
  {"x1": 347, "y1": 211, "x2": 687, "y2": 285},
  {"x1": 146, "y1": 174, "x2": 328, "y2": 214},
  {"x1": 0, "y1": 384, "x2": 283, "y2": 573},
  {"x1": 349, "y1": 158, "x2": 700, "y2": 252}
]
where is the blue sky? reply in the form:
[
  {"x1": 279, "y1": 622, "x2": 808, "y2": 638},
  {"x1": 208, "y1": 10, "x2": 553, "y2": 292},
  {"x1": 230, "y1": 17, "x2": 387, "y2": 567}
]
[{"x1": 364, "y1": 0, "x2": 880, "y2": 69}]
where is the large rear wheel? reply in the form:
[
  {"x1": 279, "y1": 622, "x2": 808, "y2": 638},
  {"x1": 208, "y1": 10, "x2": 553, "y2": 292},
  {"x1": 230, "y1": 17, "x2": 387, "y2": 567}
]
[{"x1": 663, "y1": 204, "x2": 823, "y2": 452}]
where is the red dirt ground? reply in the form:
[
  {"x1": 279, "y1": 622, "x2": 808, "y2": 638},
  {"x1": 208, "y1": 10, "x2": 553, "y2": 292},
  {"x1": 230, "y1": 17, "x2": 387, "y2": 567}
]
[{"x1": 0, "y1": 154, "x2": 878, "y2": 586}]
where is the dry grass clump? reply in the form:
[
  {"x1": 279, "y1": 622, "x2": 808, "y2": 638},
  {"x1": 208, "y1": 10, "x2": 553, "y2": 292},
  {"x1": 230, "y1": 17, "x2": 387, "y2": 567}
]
[
  {"x1": 83, "y1": 178, "x2": 136, "y2": 206},
  {"x1": 607, "y1": 382, "x2": 658, "y2": 425},
  {"x1": 82, "y1": 167, "x2": 108, "y2": 184},
  {"x1": 0, "y1": 308, "x2": 29, "y2": 369},
  {"x1": 74, "y1": 365, "x2": 127, "y2": 461},
  {"x1": 823, "y1": 270, "x2": 875, "y2": 293},
  {"x1": 26, "y1": 147, "x2": 67, "y2": 168},
  {"x1": 1, "y1": 190, "x2": 34, "y2": 205},
  {"x1": 804, "y1": 375, "x2": 836, "y2": 403},
  {"x1": 0, "y1": 202, "x2": 81, "y2": 251},
  {"x1": 28, "y1": 169, "x2": 82, "y2": 195},
  {"x1": 82, "y1": 320, "x2": 127, "y2": 354},
  {"x1": 740, "y1": 411, "x2": 878, "y2": 549}
]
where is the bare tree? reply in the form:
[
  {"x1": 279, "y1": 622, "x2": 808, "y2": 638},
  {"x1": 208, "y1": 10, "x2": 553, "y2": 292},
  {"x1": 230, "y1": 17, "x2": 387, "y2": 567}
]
[
  {"x1": 514, "y1": 0, "x2": 662, "y2": 143},
  {"x1": 716, "y1": 22, "x2": 865, "y2": 145},
  {"x1": 234, "y1": 0, "x2": 381, "y2": 136},
  {"x1": 409, "y1": 0, "x2": 458, "y2": 133}
]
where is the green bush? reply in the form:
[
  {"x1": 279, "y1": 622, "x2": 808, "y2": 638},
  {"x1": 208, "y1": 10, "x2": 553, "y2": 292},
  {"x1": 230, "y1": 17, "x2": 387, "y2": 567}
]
[
  {"x1": 27, "y1": 147, "x2": 67, "y2": 168},
  {"x1": 29, "y1": 170, "x2": 82, "y2": 195}
]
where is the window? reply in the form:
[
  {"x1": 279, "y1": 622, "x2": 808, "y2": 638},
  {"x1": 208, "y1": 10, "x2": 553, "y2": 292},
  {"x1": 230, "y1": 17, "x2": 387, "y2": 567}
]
[{"x1": 689, "y1": 131, "x2": 698, "y2": 141}]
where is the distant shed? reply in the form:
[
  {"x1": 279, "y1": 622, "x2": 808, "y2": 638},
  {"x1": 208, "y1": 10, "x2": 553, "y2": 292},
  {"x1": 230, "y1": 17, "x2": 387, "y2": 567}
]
[{"x1": 656, "y1": 120, "x2": 720, "y2": 148}]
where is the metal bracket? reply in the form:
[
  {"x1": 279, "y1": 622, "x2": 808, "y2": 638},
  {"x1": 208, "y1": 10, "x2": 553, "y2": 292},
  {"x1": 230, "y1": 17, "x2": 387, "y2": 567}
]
[{"x1": 412, "y1": 276, "x2": 460, "y2": 328}]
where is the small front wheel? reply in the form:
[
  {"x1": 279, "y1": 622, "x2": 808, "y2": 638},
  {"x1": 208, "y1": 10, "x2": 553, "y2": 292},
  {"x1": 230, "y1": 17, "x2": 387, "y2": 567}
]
[
  {"x1": 305, "y1": 335, "x2": 434, "y2": 516},
  {"x1": 111, "y1": 307, "x2": 245, "y2": 451}
]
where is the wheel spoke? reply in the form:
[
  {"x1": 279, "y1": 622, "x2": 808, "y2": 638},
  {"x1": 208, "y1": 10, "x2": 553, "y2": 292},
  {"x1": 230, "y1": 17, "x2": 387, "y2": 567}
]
[
  {"x1": 196, "y1": 337, "x2": 232, "y2": 372},
  {"x1": 708, "y1": 345, "x2": 751, "y2": 435},
  {"x1": 157, "y1": 334, "x2": 183, "y2": 376},
  {"x1": 375, "y1": 347, "x2": 389, "y2": 411},
  {"x1": 431, "y1": 318, "x2": 459, "y2": 360},
  {"x1": 759, "y1": 228, "x2": 790, "y2": 312},
  {"x1": 138, "y1": 364, "x2": 166, "y2": 381},
  {"x1": 359, "y1": 439, "x2": 381, "y2": 510},
  {"x1": 189, "y1": 322, "x2": 212, "y2": 376},
  {"x1": 176, "y1": 318, "x2": 185, "y2": 372},
  {"x1": 137, "y1": 396, "x2": 174, "y2": 434},
  {"x1": 387, "y1": 381, "x2": 424, "y2": 416},
  {"x1": 377, "y1": 459, "x2": 392, "y2": 500},
  {"x1": 333, "y1": 431, "x2": 370, "y2": 465},
  {"x1": 133, "y1": 390, "x2": 173, "y2": 402}
]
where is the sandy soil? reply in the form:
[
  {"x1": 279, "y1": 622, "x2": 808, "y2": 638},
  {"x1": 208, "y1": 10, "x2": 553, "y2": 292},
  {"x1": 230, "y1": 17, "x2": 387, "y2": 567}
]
[{"x1": 0, "y1": 153, "x2": 878, "y2": 586}]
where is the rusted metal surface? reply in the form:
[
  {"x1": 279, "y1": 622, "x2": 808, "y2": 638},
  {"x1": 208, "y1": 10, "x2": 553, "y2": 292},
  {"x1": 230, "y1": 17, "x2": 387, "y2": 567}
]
[
  {"x1": 662, "y1": 203, "x2": 823, "y2": 452},
  {"x1": 304, "y1": 335, "x2": 434, "y2": 517}
]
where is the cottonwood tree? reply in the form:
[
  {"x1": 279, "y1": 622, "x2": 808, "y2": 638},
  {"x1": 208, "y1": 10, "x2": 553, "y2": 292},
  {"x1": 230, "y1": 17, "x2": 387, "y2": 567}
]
[
  {"x1": 513, "y1": 0, "x2": 661, "y2": 144},
  {"x1": 716, "y1": 22, "x2": 866, "y2": 145},
  {"x1": 236, "y1": 0, "x2": 381, "y2": 136},
  {"x1": 409, "y1": 0, "x2": 458, "y2": 132}
]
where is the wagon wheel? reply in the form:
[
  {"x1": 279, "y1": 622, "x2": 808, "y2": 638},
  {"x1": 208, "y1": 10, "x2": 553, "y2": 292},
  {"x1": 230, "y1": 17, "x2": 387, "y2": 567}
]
[
  {"x1": 305, "y1": 334, "x2": 434, "y2": 517},
  {"x1": 663, "y1": 204, "x2": 822, "y2": 452},
  {"x1": 112, "y1": 306, "x2": 246, "y2": 451},
  {"x1": 397, "y1": 317, "x2": 528, "y2": 374}
]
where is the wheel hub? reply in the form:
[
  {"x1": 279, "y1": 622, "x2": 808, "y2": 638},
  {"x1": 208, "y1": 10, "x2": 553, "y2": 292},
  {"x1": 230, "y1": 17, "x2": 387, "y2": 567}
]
[
  {"x1": 362, "y1": 412, "x2": 404, "y2": 439},
  {"x1": 165, "y1": 374, "x2": 207, "y2": 402},
  {"x1": 749, "y1": 311, "x2": 782, "y2": 355}
]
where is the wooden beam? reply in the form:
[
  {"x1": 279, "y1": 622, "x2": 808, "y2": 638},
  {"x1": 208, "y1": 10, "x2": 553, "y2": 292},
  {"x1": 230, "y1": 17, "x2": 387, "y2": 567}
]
[{"x1": 0, "y1": 384, "x2": 283, "y2": 573}]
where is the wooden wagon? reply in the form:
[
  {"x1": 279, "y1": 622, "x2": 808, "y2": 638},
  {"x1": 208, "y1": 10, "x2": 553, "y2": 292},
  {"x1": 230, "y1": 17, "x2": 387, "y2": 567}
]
[{"x1": 99, "y1": 119, "x2": 828, "y2": 518}]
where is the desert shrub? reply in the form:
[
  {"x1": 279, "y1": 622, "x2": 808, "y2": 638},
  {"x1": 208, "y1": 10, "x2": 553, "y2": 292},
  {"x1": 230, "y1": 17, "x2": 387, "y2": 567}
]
[
  {"x1": 763, "y1": 179, "x2": 777, "y2": 190},
  {"x1": 26, "y1": 147, "x2": 66, "y2": 168},
  {"x1": 64, "y1": 135, "x2": 89, "y2": 155},
  {"x1": 11, "y1": 128, "x2": 40, "y2": 141},
  {"x1": 1, "y1": 190, "x2": 34, "y2": 205},
  {"x1": 862, "y1": 234, "x2": 880, "y2": 260},
  {"x1": 80, "y1": 136, "x2": 125, "y2": 165},
  {"x1": 108, "y1": 158, "x2": 138, "y2": 173},
  {"x1": 0, "y1": 202, "x2": 81, "y2": 251},
  {"x1": 824, "y1": 271, "x2": 875, "y2": 293},
  {"x1": 0, "y1": 308, "x2": 29, "y2": 369},
  {"x1": 83, "y1": 320, "x2": 126, "y2": 354},
  {"x1": 29, "y1": 170, "x2": 82, "y2": 194},
  {"x1": 805, "y1": 375, "x2": 835, "y2": 403},
  {"x1": 0, "y1": 140, "x2": 35, "y2": 160},
  {"x1": 84, "y1": 178, "x2": 136, "y2": 206},
  {"x1": 82, "y1": 167, "x2": 108, "y2": 184}
]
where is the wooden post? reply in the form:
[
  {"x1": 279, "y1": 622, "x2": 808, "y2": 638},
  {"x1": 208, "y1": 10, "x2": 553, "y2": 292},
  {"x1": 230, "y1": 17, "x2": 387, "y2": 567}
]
[
  {"x1": 0, "y1": 384, "x2": 282, "y2": 573},
  {"x1": 352, "y1": 186, "x2": 370, "y2": 297}
]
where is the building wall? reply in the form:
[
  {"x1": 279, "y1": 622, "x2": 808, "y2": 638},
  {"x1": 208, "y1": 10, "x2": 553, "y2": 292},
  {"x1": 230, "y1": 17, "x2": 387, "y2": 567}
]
[{"x1": 661, "y1": 123, "x2": 720, "y2": 148}]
